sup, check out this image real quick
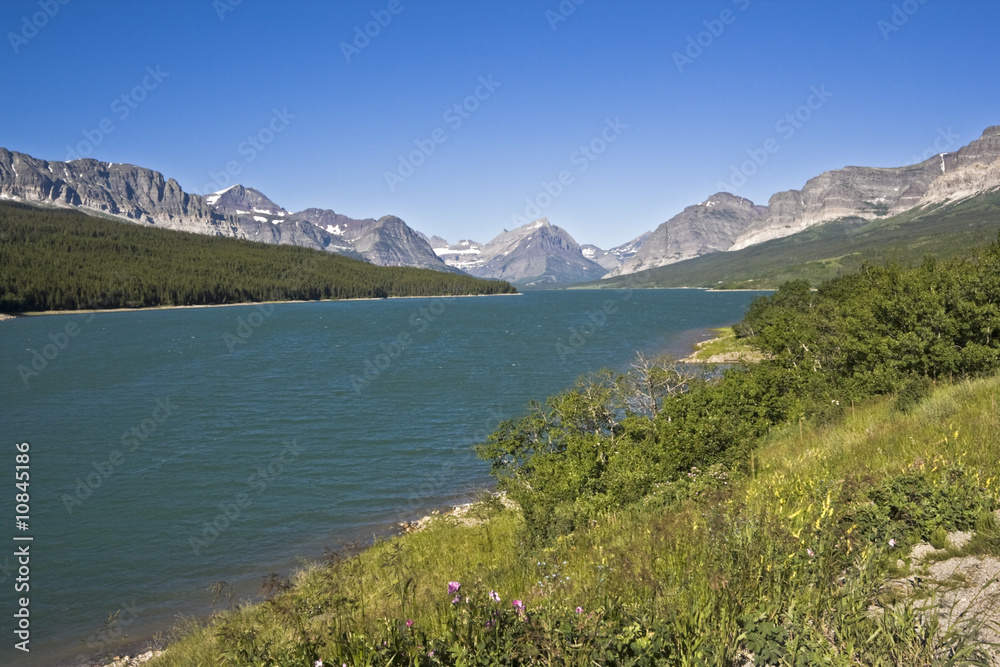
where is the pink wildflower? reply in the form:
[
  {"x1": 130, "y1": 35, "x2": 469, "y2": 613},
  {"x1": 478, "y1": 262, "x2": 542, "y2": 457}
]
[
  {"x1": 489, "y1": 590, "x2": 500, "y2": 602},
  {"x1": 406, "y1": 619, "x2": 413, "y2": 628},
  {"x1": 889, "y1": 538, "x2": 897, "y2": 548},
  {"x1": 806, "y1": 548, "x2": 815, "y2": 557},
  {"x1": 575, "y1": 606, "x2": 584, "y2": 614},
  {"x1": 448, "y1": 581, "x2": 461, "y2": 595}
]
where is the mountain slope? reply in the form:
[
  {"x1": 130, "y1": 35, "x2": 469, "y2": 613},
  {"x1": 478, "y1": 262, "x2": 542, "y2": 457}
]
[
  {"x1": 432, "y1": 238, "x2": 486, "y2": 272},
  {"x1": 582, "y1": 231, "x2": 651, "y2": 271},
  {"x1": 606, "y1": 125, "x2": 1000, "y2": 278},
  {"x1": 435, "y1": 218, "x2": 608, "y2": 287},
  {"x1": 0, "y1": 149, "x2": 458, "y2": 273},
  {"x1": 0, "y1": 148, "x2": 235, "y2": 235},
  {"x1": 605, "y1": 194, "x2": 766, "y2": 277},
  {"x1": 589, "y1": 188, "x2": 1000, "y2": 289}
]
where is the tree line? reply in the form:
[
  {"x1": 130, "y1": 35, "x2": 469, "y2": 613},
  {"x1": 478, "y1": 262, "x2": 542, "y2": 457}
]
[{"x1": 0, "y1": 201, "x2": 516, "y2": 313}]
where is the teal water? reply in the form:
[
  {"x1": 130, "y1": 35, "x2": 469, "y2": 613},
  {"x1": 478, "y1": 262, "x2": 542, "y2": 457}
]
[{"x1": 0, "y1": 289, "x2": 767, "y2": 665}]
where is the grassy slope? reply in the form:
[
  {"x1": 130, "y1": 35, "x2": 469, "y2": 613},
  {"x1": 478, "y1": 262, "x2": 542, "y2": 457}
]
[
  {"x1": 152, "y1": 376, "x2": 1000, "y2": 665},
  {"x1": 588, "y1": 189, "x2": 1000, "y2": 289}
]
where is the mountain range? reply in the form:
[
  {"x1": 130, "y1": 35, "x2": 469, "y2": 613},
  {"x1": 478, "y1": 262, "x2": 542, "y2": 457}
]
[
  {"x1": 2, "y1": 124, "x2": 999, "y2": 287},
  {"x1": 605, "y1": 125, "x2": 1000, "y2": 278}
]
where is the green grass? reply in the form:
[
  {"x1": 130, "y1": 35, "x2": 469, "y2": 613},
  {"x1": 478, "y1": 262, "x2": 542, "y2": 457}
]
[
  {"x1": 684, "y1": 326, "x2": 763, "y2": 363},
  {"x1": 587, "y1": 189, "x2": 1000, "y2": 289},
  {"x1": 150, "y1": 377, "x2": 1000, "y2": 666}
]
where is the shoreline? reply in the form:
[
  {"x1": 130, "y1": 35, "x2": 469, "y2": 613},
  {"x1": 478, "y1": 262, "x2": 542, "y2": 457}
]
[
  {"x1": 680, "y1": 325, "x2": 767, "y2": 364},
  {"x1": 0, "y1": 291, "x2": 522, "y2": 319},
  {"x1": 58, "y1": 489, "x2": 499, "y2": 667},
  {"x1": 47, "y1": 321, "x2": 721, "y2": 666}
]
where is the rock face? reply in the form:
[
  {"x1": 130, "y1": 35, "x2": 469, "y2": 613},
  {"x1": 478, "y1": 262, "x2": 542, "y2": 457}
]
[
  {"x1": 608, "y1": 126, "x2": 1000, "y2": 277},
  {"x1": 606, "y1": 194, "x2": 767, "y2": 277},
  {"x1": 0, "y1": 148, "x2": 236, "y2": 236},
  {"x1": 582, "y1": 232, "x2": 650, "y2": 272},
  {"x1": 729, "y1": 125, "x2": 1000, "y2": 250},
  {"x1": 434, "y1": 218, "x2": 608, "y2": 287},
  {"x1": 349, "y1": 215, "x2": 460, "y2": 271},
  {"x1": 729, "y1": 162, "x2": 942, "y2": 251},
  {"x1": 0, "y1": 149, "x2": 455, "y2": 272}
]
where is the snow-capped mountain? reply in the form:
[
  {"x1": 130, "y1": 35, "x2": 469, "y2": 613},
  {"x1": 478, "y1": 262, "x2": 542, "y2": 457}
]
[{"x1": 433, "y1": 218, "x2": 607, "y2": 287}]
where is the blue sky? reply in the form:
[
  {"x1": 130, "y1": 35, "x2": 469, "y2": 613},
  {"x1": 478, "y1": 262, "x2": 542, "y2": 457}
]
[{"x1": 2, "y1": 0, "x2": 998, "y2": 249}]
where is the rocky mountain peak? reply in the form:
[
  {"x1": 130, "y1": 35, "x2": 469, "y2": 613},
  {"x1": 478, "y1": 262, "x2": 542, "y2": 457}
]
[
  {"x1": 206, "y1": 184, "x2": 288, "y2": 218},
  {"x1": 604, "y1": 194, "x2": 768, "y2": 278},
  {"x1": 433, "y1": 217, "x2": 606, "y2": 287}
]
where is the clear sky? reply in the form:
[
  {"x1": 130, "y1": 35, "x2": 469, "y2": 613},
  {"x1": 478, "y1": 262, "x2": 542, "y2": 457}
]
[{"x1": 2, "y1": 0, "x2": 999, "y2": 249}]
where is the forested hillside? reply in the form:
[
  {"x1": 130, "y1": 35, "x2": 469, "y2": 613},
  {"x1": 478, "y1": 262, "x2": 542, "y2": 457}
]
[{"x1": 0, "y1": 201, "x2": 515, "y2": 313}]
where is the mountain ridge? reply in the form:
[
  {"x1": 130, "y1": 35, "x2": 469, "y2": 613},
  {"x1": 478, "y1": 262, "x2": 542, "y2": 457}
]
[
  {"x1": 4, "y1": 123, "x2": 1000, "y2": 286},
  {"x1": 607, "y1": 125, "x2": 1000, "y2": 278},
  {"x1": 0, "y1": 149, "x2": 454, "y2": 273}
]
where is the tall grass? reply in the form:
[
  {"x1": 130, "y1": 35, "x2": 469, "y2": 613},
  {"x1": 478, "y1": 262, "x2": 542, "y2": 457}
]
[{"x1": 151, "y1": 377, "x2": 1000, "y2": 666}]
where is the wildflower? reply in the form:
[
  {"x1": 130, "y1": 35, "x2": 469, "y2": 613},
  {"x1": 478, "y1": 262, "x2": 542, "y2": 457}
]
[
  {"x1": 452, "y1": 595, "x2": 460, "y2": 605},
  {"x1": 807, "y1": 548, "x2": 815, "y2": 557},
  {"x1": 448, "y1": 581, "x2": 461, "y2": 595},
  {"x1": 314, "y1": 661, "x2": 323, "y2": 667},
  {"x1": 575, "y1": 606, "x2": 584, "y2": 614},
  {"x1": 489, "y1": 589, "x2": 500, "y2": 602},
  {"x1": 406, "y1": 619, "x2": 413, "y2": 627},
  {"x1": 889, "y1": 538, "x2": 896, "y2": 548},
  {"x1": 513, "y1": 599, "x2": 524, "y2": 612}
]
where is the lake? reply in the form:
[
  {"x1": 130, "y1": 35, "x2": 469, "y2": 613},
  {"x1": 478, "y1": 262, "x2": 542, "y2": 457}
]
[{"x1": 0, "y1": 289, "x2": 767, "y2": 665}]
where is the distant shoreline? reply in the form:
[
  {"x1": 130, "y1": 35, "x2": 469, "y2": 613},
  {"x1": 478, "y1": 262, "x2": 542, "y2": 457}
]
[{"x1": 1, "y1": 292, "x2": 522, "y2": 319}]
